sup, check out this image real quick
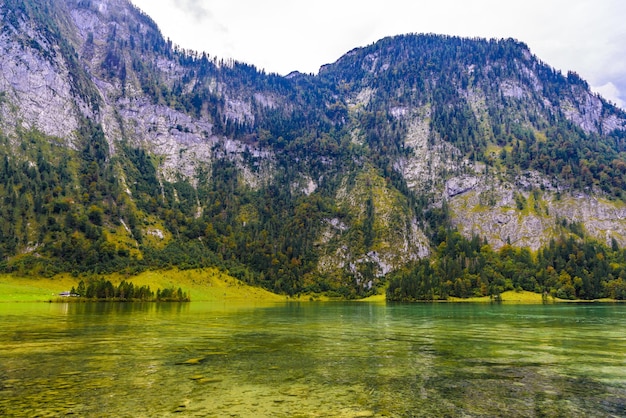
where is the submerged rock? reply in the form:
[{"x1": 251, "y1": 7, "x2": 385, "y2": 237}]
[{"x1": 176, "y1": 357, "x2": 205, "y2": 365}]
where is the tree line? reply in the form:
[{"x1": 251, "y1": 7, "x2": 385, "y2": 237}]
[{"x1": 68, "y1": 278, "x2": 189, "y2": 302}]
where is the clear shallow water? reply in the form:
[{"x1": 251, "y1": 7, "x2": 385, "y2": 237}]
[{"x1": 0, "y1": 302, "x2": 625, "y2": 417}]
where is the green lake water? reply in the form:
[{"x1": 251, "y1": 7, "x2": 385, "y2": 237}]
[{"x1": 0, "y1": 301, "x2": 625, "y2": 417}]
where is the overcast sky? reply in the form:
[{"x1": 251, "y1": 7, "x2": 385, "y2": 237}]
[{"x1": 130, "y1": 0, "x2": 626, "y2": 109}]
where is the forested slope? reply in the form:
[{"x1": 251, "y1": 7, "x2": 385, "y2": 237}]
[{"x1": 1, "y1": 0, "x2": 626, "y2": 299}]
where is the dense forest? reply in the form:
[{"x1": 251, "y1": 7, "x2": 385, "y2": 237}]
[
  {"x1": 387, "y1": 228, "x2": 626, "y2": 301},
  {"x1": 2, "y1": 0, "x2": 626, "y2": 299}
]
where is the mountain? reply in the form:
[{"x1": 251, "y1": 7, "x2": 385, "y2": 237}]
[{"x1": 2, "y1": 0, "x2": 626, "y2": 299}]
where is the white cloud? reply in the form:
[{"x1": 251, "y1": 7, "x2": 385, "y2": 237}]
[
  {"x1": 593, "y1": 82, "x2": 625, "y2": 109},
  {"x1": 172, "y1": 0, "x2": 210, "y2": 22}
]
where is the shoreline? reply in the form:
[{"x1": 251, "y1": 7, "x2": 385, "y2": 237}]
[{"x1": 0, "y1": 273, "x2": 622, "y2": 304}]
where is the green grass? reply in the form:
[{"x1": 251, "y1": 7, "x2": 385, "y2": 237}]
[
  {"x1": 122, "y1": 268, "x2": 285, "y2": 302},
  {"x1": 0, "y1": 268, "x2": 285, "y2": 303},
  {"x1": 357, "y1": 294, "x2": 386, "y2": 302},
  {"x1": 0, "y1": 274, "x2": 77, "y2": 302},
  {"x1": 448, "y1": 290, "x2": 555, "y2": 303}
]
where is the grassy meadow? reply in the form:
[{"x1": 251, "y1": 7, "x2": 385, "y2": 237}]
[{"x1": 0, "y1": 268, "x2": 285, "y2": 303}]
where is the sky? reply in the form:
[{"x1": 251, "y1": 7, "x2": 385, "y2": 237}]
[{"x1": 130, "y1": 0, "x2": 626, "y2": 109}]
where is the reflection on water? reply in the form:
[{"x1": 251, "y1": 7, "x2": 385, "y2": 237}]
[{"x1": 1, "y1": 302, "x2": 625, "y2": 417}]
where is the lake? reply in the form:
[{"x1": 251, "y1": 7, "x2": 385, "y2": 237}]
[{"x1": 0, "y1": 301, "x2": 625, "y2": 417}]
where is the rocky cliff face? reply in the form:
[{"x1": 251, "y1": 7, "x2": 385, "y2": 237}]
[
  {"x1": 1, "y1": 0, "x2": 626, "y2": 292},
  {"x1": 67, "y1": 0, "x2": 277, "y2": 185},
  {"x1": 0, "y1": 4, "x2": 83, "y2": 144},
  {"x1": 445, "y1": 170, "x2": 626, "y2": 250}
]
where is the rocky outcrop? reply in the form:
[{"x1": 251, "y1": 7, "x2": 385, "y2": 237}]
[
  {"x1": 446, "y1": 175, "x2": 479, "y2": 198},
  {"x1": 561, "y1": 84, "x2": 626, "y2": 135},
  {"x1": 394, "y1": 107, "x2": 464, "y2": 193},
  {"x1": 317, "y1": 167, "x2": 430, "y2": 280},
  {"x1": 0, "y1": 18, "x2": 85, "y2": 145},
  {"x1": 447, "y1": 170, "x2": 626, "y2": 250}
]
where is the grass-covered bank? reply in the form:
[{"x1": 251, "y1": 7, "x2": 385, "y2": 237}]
[
  {"x1": 2, "y1": 273, "x2": 620, "y2": 304},
  {"x1": 0, "y1": 268, "x2": 284, "y2": 303},
  {"x1": 448, "y1": 290, "x2": 550, "y2": 303}
]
